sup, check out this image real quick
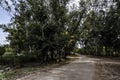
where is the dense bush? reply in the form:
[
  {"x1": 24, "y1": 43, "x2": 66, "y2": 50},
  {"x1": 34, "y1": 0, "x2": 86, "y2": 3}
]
[
  {"x1": 0, "y1": 46, "x2": 5, "y2": 57},
  {"x1": 0, "y1": 54, "x2": 39, "y2": 66}
]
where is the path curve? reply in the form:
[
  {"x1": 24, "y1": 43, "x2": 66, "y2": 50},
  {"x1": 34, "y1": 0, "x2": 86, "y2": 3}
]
[{"x1": 17, "y1": 55, "x2": 120, "y2": 80}]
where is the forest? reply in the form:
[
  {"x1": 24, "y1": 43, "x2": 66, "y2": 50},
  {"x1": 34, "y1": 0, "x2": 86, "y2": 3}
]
[{"x1": 0, "y1": 0, "x2": 120, "y2": 65}]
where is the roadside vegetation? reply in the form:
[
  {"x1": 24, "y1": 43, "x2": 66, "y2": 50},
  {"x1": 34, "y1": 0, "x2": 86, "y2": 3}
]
[{"x1": 0, "y1": 0, "x2": 120, "y2": 79}]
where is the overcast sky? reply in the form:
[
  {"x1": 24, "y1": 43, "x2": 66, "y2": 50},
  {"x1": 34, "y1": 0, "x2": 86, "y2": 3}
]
[{"x1": 0, "y1": 0, "x2": 79, "y2": 45}]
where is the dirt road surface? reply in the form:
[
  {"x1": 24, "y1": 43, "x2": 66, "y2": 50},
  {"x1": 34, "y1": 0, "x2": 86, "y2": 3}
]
[{"x1": 17, "y1": 55, "x2": 120, "y2": 80}]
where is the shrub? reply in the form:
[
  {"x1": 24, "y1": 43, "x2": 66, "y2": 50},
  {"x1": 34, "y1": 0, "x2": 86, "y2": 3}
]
[{"x1": 0, "y1": 46, "x2": 5, "y2": 57}]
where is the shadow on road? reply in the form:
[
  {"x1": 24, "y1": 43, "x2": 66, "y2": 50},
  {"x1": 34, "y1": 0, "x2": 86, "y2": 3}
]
[{"x1": 17, "y1": 54, "x2": 120, "y2": 80}]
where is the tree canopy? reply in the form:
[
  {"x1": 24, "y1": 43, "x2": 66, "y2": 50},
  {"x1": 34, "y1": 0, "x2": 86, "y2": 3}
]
[{"x1": 0, "y1": 0, "x2": 120, "y2": 64}]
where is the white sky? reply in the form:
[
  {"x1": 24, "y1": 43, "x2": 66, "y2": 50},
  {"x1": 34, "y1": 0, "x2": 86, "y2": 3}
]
[
  {"x1": 68, "y1": 0, "x2": 79, "y2": 11},
  {"x1": 0, "y1": 7, "x2": 11, "y2": 45}
]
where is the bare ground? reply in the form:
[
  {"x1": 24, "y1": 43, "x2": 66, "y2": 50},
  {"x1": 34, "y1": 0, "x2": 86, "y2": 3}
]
[{"x1": 16, "y1": 55, "x2": 120, "y2": 80}]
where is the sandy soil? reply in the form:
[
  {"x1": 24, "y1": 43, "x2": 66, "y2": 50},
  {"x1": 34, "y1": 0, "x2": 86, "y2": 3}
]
[{"x1": 16, "y1": 55, "x2": 120, "y2": 80}]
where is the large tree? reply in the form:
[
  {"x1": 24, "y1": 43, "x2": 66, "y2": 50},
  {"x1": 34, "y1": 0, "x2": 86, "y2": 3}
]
[{"x1": 2, "y1": 0, "x2": 80, "y2": 62}]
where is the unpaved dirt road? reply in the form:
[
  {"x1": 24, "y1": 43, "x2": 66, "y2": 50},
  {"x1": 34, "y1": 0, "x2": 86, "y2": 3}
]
[{"x1": 17, "y1": 55, "x2": 120, "y2": 80}]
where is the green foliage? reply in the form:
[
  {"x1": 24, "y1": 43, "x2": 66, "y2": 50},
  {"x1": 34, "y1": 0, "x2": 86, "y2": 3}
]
[
  {"x1": 80, "y1": 0, "x2": 120, "y2": 57},
  {"x1": 0, "y1": 0, "x2": 120, "y2": 67},
  {"x1": 0, "y1": 46, "x2": 5, "y2": 57},
  {"x1": 1, "y1": 0, "x2": 79, "y2": 65}
]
